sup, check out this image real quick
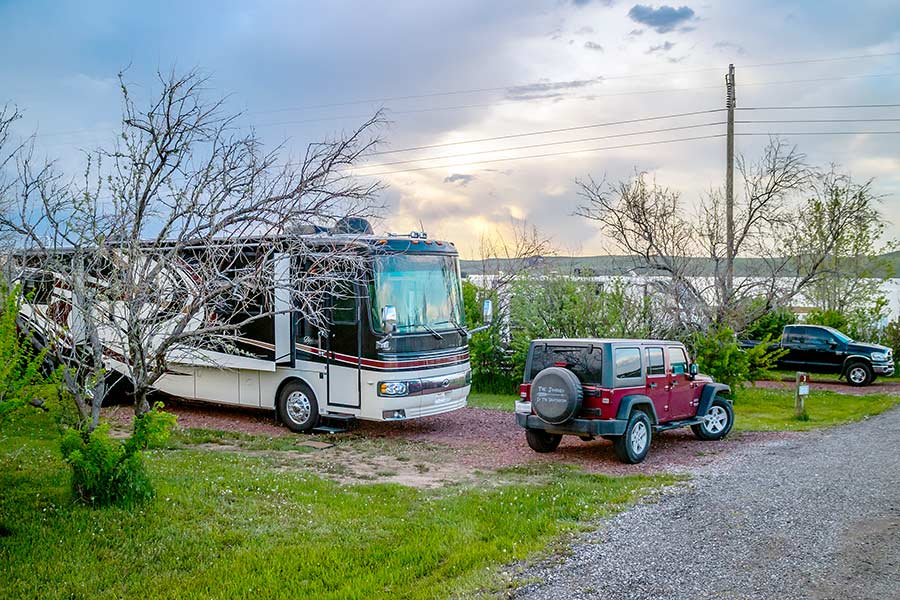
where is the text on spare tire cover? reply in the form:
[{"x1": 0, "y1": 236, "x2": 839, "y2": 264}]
[{"x1": 535, "y1": 385, "x2": 568, "y2": 404}]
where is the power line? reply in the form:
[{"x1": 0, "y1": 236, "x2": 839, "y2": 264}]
[
  {"x1": 251, "y1": 50, "x2": 900, "y2": 114},
  {"x1": 367, "y1": 108, "x2": 725, "y2": 156},
  {"x1": 737, "y1": 118, "x2": 900, "y2": 124},
  {"x1": 354, "y1": 122, "x2": 725, "y2": 170},
  {"x1": 32, "y1": 71, "x2": 900, "y2": 143},
  {"x1": 737, "y1": 130, "x2": 900, "y2": 136},
  {"x1": 738, "y1": 103, "x2": 900, "y2": 111},
  {"x1": 351, "y1": 134, "x2": 727, "y2": 177},
  {"x1": 354, "y1": 129, "x2": 900, "y2": 178}
]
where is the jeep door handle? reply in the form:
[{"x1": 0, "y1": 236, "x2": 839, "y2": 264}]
[
  {"x1": 648, "y1": 382, "x2": 657, "y2": 389},
  {"x1": 670, "y1": 380, "x2": 678, "y2": 387}
]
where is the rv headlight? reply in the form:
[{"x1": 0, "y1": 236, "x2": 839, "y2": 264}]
[
  {"x1": 378, "y1": 381, "x2": 409, "y2": 397},
  {"x1": 871, "y1": 352, "x2": 888, "y2": 362}
]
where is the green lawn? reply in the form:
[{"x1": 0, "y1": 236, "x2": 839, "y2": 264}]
[
  {"x1": 0, "y1": 408, "x2": 674, "y2": 600},
  {"x1": 733, "y1": 386, "x2": 899, "y2": 432},
  {"x1": 467, "y1": 392, "x2": 517, "y2": 412},
  {"x1": 469, "y1": 387, "x2": 899, "y2": 432}
]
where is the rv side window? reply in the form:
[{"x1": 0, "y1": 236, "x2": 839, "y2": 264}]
[{"x1": 331, "y1": 293, "x2": 357, "y2": 324}]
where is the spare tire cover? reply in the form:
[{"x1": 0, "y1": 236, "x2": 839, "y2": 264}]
[{"x1": 531, "y1": 367, "x2": 583, "y2": 425}]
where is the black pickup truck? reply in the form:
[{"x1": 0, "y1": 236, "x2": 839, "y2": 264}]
[{"x1": 741, "y1": 324, "x2": 894, "y2": 386}]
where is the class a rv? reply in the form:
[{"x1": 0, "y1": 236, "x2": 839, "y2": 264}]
[{"x1": 15, "y1": 219, "x2": 492, "y2": 432}]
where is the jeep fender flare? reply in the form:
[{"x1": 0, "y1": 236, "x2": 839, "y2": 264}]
[
  {"x1": 698, "y1": 383, "x2": 731, "y2": 415},
  {"x1": 840, "y1": 355, "x2": 872, "y2": 378},
  {"x1": 615, "y1": 394, "x2": 659, "y2": 425}
]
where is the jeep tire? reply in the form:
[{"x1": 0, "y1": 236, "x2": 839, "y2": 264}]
[
  {"x1": 846, "y1": 361, "x2": 874, "y2": 387},
  {"x1": 691, "y1": 396, "x2": 734, "y2": 440},
  {"x1": 613, "y1": 410, "x2": 652, "y2": 464},
  {"x1": 525, "y1": 429, "x2": 562, "y2": 453},
  {"x1": 530, "y1": 366, "x2": 583, "y2": 425}
]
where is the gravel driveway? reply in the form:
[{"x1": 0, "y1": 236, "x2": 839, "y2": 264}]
[{"x1": 516, "y1": 407, "x2": 900, "y2": 600}]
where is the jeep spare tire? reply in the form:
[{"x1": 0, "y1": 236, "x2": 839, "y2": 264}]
[{"x1": 530, "y1": 367, "x2": 583, "y2": 425}]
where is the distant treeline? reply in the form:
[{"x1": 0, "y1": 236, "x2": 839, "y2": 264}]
[{"x1": 461, "y1": 251, "x2": 900, "y2": 279}]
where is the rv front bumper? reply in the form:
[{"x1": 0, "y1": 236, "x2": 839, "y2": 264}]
[{"x1": 515, "y1": 413, "x2": 627, "y2": 436}]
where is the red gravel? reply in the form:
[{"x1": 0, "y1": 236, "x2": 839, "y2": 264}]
[
  {"x1": 105, "y1": 399, "x2": 795, "y2": 476},
  {"x1": 99, "y1": 376, "x2": 899, "y2": 478}
]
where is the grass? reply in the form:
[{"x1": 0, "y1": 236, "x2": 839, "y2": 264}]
[
  {"x1": 0, "y1": 407, "x2": 674, "y2": 600},
  {"x1": 469, "y1": 386, "x2": 899, "y2": 432},
  {"x1": 732, "y1": 386, "x2": 899, "y2": 432},
  {"x1": 467, "y1": 392, "x2": 517, "y2": 412}
]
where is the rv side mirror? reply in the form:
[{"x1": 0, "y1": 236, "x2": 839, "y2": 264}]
[
  {"x1": 689, "y1": 363, "x2": 699, "y2": 377},
  {"x1": 381, "y1": 305, "x2": 397, "y2": 333},
  {"x1": 482, "y1": 299, "x2": 493, "y2": 324}
]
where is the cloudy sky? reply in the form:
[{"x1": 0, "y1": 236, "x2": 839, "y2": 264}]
[{"x1": 2, "y1": 0, "x2": 899, "y2": 257}]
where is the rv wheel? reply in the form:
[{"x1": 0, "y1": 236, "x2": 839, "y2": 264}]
[{"x1": 277, "y1": 380, "x2": 319, "y2": 433}]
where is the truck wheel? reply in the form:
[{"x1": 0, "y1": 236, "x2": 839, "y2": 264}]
[
  {"x1": 277, "y1": 380, "x2": 319, "y2": 433},
  {"x1": 525, "y1": 429, "x2": 562, "y2": 453},
  {"x1": 613, "y1": 411, "x2": 652, "y2": 464},
  {"x1": 691, "y1": 397, "x2": 734, "y2": 441},
  {"x1": 846, "y1": 362, "x2": 873, "y2": 387}
]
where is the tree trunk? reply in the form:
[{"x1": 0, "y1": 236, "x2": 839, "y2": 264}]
[{"x1": 134, "y1": 389, "x2": 151, "y2": 416}]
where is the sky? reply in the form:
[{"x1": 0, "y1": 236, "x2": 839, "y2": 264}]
[{"x1": 2, "y1": 0, "x2": 899, "y2": 258}]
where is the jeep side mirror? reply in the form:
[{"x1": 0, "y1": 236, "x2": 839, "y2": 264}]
[
  {"x1": 381, "y1": 305, "x2": 397, "y2": 333},
  {"x1": 482, "y1": 298, "x2": 493, "y2": 324},
  {"x1": 689, "y1": 363, "x2": 699, "y2": 377}
]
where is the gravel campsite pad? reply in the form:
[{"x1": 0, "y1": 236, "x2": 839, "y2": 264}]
[{"x1": 106, "y1": 400, "x2": 794, "y2": 483}]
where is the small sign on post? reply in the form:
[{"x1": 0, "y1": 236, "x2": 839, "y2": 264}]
[{"x1": 795, "y1": 372, "x2": 810, "y2": 418}]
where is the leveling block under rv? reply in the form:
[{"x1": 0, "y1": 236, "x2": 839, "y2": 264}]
[{"x1": 16, "y1": 222, "x2": 492, "y2": 432}]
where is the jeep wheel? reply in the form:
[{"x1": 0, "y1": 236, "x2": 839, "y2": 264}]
[
  {"x1": 613, "y1": 411, "x2": 652, "y2": 464},
  {"x1": 691, "y1": 397, "x2": 734, "y2": 441},
  {"x1": 525, "y1": 429, "x2": 562, "y2": 453},
  {"x1": 846, "y1": 362, "x2": 873, "y2": 387}
]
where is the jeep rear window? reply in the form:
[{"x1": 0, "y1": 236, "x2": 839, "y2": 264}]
[{"x1": 529, "y1": 345, "x2": 602, "y2": 384}]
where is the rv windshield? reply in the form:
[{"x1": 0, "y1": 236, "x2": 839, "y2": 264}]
[{"x1": 371, "y1": 254, "x2": 465, "y2": 334}]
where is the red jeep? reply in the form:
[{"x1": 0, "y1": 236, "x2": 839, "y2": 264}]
[{"x1": 515, "y1": 338, "x2": 734, "y2": 464}]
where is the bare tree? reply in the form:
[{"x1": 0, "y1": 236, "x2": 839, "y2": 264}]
[
  {"x1": 1, "y1": 69, "x2": 384, "y2": 429},
  {"x1": 576, "y1": 137, "x2": 882, "y2": 333}
]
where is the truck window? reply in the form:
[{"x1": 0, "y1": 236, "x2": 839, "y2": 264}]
[
  {"x1": 668, "y1": 347, "x2": 688, "y2": 375},
  {"x1": 529, "y1": 345, "x2": 602, "y2": 384},
  {"x1": 645, "y1": 347, "x2": 665, "y2": 375},
  {"x1": 804, "y1": 327, "x2": 834, "y2": 348},
  {"x1": 615, "y1": 347, "x2": 642, "y2": 379}
]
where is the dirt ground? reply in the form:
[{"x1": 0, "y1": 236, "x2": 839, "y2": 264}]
[
  {"x1": 102, "y1": 376, "x2": 897, "y2": 488},
  {"x1": 105, "y1": 399, "x2": 791, "y2": 487}
]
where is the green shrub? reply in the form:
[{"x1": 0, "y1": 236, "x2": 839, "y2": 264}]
[
  {"x1": 463, "y1": 281, "x2": 519, "y2": 394},
  {"x1": 743, "y1": 306, "x2": 795, "y2": 340},
  {"x1": 804, "y1": 308, "x2": 848, "y2": 332},
  {"x1": 0, "y1": 284, "x2": 54, "y2": 421},
  {"x1": 689, "y1": 327, "x2": 748, "y2": 391},
  {"x1": 60, "y1": 402, "x2": 176, "y2": 507}
]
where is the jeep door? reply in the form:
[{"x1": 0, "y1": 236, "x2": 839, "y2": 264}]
[
  {"x1": 666, "y1": 346, "x2": 694, "y2": 419},
  {"x1": 644, "y1": 346, "x2": 669, "y2": 418}
]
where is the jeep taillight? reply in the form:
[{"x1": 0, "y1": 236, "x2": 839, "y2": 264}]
[{"x1": 519, "y1": 383, "x2": 531, "y2": 401}]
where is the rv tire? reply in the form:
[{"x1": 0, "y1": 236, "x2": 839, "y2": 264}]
[{"x1": 277, "y1": 380, "x2": 319, "y2": 433}]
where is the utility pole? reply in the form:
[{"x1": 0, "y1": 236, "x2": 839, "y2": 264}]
[{"x1": 724, "y1": 64, "x2": 736, "y2": 311}]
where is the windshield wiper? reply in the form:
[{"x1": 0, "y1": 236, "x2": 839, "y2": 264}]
[
  {"x1": 405, "y1": 322, "x2": 443, "y2": 339},
  {"x1": 448, "y1": 318, "x2": 468, "y2": 337}
]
